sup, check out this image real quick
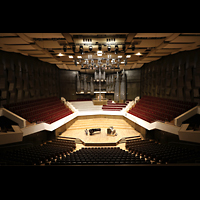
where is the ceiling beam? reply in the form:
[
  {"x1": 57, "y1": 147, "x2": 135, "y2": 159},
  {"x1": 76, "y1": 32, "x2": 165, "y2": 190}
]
[
  {"x1": 17, "y1": 33, "x2": 34, "y2": 43},
  {"x1": 62, "y1": 33, "x2": 74, "y2": 44},
  {"x1": 124, "y1": 33, "x2": 137, "y2": 52}
]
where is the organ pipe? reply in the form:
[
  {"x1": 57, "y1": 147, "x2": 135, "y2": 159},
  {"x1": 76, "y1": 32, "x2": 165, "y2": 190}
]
[
  {"x1": 114, "y1": 72, "x2": 119, "y2": 102},
  {"x1": 90, "y1": 77, "x2": 94, "y2": 95},
  {"x1": 77, "y1": 72, "x2": 81, "y2": 92},
  {"x1": 120, "y1": 69, "x2": 126, "y2": 101},
  {"x1": 83, "y1": 74, "x2": 87, "y2": 94}
]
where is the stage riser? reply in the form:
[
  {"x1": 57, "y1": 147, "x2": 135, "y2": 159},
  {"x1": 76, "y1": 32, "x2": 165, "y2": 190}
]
[{"x1": 84, "y1": 143, "x2": 116, "y2": 146}]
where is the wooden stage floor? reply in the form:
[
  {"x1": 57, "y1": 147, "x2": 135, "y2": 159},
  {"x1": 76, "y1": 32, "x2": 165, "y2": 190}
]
[{"x1": 60, "y1": 117, "x2": 141, "y2": 145}]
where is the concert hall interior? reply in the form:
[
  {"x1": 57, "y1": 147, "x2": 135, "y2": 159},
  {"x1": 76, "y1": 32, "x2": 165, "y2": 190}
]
[{"x1": 1, "y1": 33, "x2": 200, "y2": 166}]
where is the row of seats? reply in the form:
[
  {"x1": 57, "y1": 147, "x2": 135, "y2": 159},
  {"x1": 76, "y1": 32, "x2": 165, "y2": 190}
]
[
  {"x1": 49, "y1": 147, "x2": 151, "y2": 165},
  {"x1": 126, "y1": 139, "x2": 200, "y2": 164},
  {"x1": 0, "y1": 139, "x2": 76, "y2": 165},
  {"x1": 102, "y1": 100, "x2": 127, "y2": 111},
  {"x1": 2, "y1": 138, "x2": 200, "y2": 165},
  {"x1": 128, "y1": 96, "x2": 197, "y2": 123},
  {"x1": 4, "y1": 96, "x2": 73, "y2": 124}
]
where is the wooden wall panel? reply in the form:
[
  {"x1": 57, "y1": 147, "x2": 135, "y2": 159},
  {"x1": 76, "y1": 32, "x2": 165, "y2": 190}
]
[
  {"x1": 0, "y1": 50, "x2": 60, "y2": 105},
  {"x1": 141, "y1": 48, "x2": 200, "y2": 103}
]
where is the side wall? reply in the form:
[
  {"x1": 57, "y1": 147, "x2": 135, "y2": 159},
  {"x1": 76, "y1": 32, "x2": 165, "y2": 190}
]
[
  {"x1": 140, "y1": 48, "x2": 200, "y2": 103},
  {"x1": 0, "y1": 50, "x2": 60, "y2": 105}
]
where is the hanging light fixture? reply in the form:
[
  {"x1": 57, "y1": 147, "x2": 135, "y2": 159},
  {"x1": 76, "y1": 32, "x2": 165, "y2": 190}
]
[
  {"x1": 115, "y1": 45, "x2": 118, "y2": 54},
  {"x1": 79, "y1": 45, "x2": 83, "y2": 54}
]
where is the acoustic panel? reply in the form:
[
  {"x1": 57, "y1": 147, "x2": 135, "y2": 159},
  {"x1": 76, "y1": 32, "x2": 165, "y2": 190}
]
[
  {"x1": 0, "y1": 50, "x2": 60, "y2": 104},
  {"x1": 141, "y1": 47, "x2": 200, "y2": 101}
]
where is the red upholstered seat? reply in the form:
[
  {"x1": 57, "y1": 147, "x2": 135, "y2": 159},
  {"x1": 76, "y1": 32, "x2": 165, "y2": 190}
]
[{"x1": 128, "y1": 96, "x2": 197, "y2": 123}]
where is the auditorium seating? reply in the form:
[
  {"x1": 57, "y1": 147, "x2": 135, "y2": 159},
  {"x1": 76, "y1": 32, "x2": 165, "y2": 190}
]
[
  {"x1": 4, "y1": 96, "x2": 73, "y2": 124},
  {"x1": 102, "y1": 100, "x2": 127, "y2": 111},
  {"x1": 0, "y1": 139, "x2": 76, "y2": 165},
  {"x1": 2, "y1": 137, "x2": 200, "y2": 165},
  {"x1": 54, "y1": 147, "x2": 145, "y2": 165},
  {"x1": 128, "y1": 95, "x2": 197, "y2": 123},
  {"x1": 126, "y1": 139, "x2": 200, "y2": 164}
]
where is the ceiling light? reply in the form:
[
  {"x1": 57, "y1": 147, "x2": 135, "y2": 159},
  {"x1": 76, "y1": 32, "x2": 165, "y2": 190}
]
[
  {"x1": 126, "y1": 55, "x2": 131, "y2": 58},
  {"x1": 118, "y1": 55, "x2": 122, "y2": 58},
  {"x1": 58, "y1": 53, "x2": 64, "y2": 56},
  {"x1": 77, "y1": 56, "x2": 82, "y2": 58},
  {"x1": 135, "y1": 52, "x2": 142, "y2": 56},
  {"x1": 121, "y1": 61, "x2": 125, "y2": 64},
  {"x1": 97, "y1": 51, "x2": 102, "y2": 56},
  {"x1": 69, "y1": 55, "x2": 73, "y2": 58}
]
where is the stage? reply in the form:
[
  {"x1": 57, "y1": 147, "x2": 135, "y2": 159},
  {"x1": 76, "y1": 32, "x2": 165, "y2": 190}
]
[{"x1": 60, "y1": 117, "x2": 141, "y2": 146}]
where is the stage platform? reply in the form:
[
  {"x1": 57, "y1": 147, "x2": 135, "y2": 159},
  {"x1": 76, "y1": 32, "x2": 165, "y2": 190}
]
[
  {"x1": 69, "y1": 100, "x2": 123, "y2": 116},
  {"x1": 59, "y1": 117, "x2": 141, "y2": 146}
]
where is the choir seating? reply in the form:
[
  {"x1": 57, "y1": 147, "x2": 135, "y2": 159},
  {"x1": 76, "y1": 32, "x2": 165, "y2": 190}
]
[
  {"x1": 102, "y1": 100, "x2": 127, "y2": 111},
  {"x1": 128, "y1": 96, "x2": 197, "y2": 123},
  {"x1": 4, "y1": 96, "x2": 73, "y2": 124}
]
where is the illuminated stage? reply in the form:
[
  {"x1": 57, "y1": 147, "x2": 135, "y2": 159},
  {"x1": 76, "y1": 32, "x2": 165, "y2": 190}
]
[{"x1": 60, "y1": 117, "x2": 141, "y2": 146}]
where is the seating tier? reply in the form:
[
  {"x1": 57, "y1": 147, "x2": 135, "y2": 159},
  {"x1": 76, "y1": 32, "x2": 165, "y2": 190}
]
[
  {"x1": 128, "y1": 96, "x2": 197, "y2": 123},
  {"x1": 4, "y1": 96, "x2": 73, "y2": 124},
  {"x1": 102, "y1": 100, "x2": 127, "y2": 111}
]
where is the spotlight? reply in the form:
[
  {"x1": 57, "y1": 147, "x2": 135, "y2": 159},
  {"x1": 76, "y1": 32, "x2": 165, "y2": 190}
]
[
  {"x1": 98, "y1": 45, "x2": 102, "y2": 51},
  {"x1": 72, "y1": 45, "x2": 76, "y2": 53},
  {"x1": 79, "y1": 45, "x2": 83, "y2": 54},
  {"x1": 122, "y1": 45, "x2": 125, "y2": 52},
  {"x1": 108, "y1": 45, "x2": 111, "y2": 51},
  {"x1": 89, "y1": 46, "x2": 92, "y2": 51},
  {"x1": 63, "y1": 45, "x2": 67, "y2": 52},
  {"x1": 115, "y1": 45, "x2": 118, "y2": 54},
  {"x1": 125, "y1": 58, "x2": 127, "y2": 66}
]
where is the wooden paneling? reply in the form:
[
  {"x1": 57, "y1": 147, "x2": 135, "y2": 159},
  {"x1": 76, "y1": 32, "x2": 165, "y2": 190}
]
[
  {"x1": 141, "y1": 48, "x2": 200, "y2": 103},
  {"x1": 0, "y1": 50, "x2": 60, "y2": 105}
]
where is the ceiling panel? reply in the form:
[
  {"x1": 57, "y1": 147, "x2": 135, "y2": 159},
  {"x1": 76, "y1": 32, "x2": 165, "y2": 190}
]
[
  {"x1": 39, "y1": 58, "x2": 58, "y2": 62},
  {"x1": 18, "y1": 50, "x2": 44, "y2": 54},
  {"x1": 24, "y1": 33, "x2": 64, "y2": 38},
  {"x1": 135, "y1": 39, "x2": 165, "y2": 48},
  {"x1": 0, "y1": 33, "x2": 200, "y2": 72},
  {"x1": 163, "y1": 43, "x2": 195, "y2": 48},
  {"x1": 135, "y1": 33, "x2": 172, "y2": 37},
  {"x1": 3, "y1": 44, "x2": 36, "y2": 50},
  {"x1": 0, "y1": 33, "x2": 17, "y2": 37},
  {"x1": 30, "y1": 53, "x2": 53, "y2": 57},
  {"x1": 35, "y1": 40, "x2": 61, "y2": 48},
  {"x1": 170, "y1": 36, "x2": 200, "y2": 43},
  {"x1": 0, "y1": 37, "x2": 29, "y2": 44}
]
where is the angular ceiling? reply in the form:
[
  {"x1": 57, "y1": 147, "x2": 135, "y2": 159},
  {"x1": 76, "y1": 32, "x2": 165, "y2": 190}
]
[{"x1": 0, "y1": 33, "x2": 200, "y2": 73}]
